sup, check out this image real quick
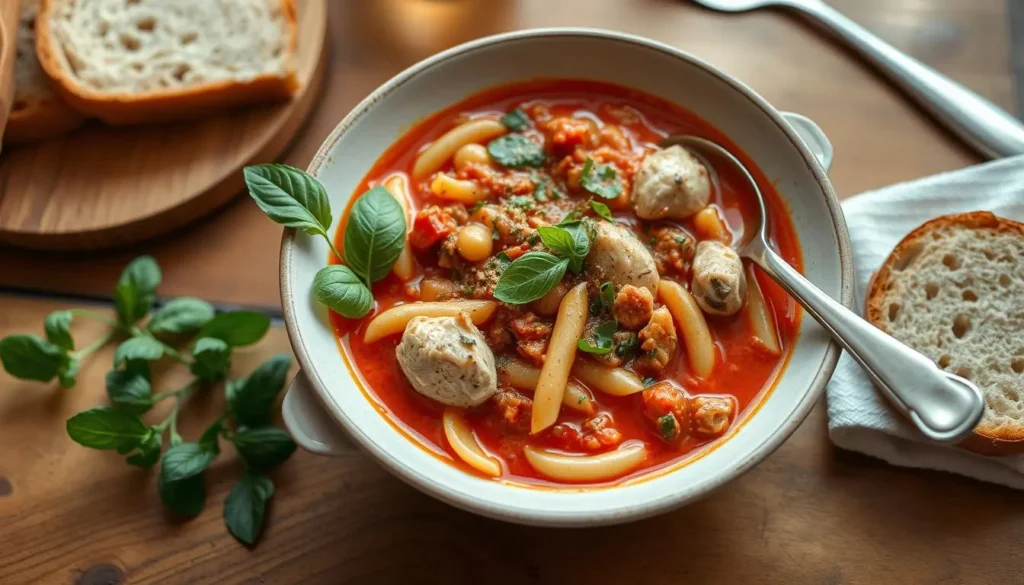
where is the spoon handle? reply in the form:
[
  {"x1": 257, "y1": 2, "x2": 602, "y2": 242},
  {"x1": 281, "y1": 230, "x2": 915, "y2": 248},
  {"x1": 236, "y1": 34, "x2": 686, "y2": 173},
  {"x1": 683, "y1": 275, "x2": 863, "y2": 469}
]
[
  {"x1": 782, "y1": 0, "x2": 1024, "y2": 158},
  {"x1": 750, "y1": 245, "x2": 985, "y2": 443}
]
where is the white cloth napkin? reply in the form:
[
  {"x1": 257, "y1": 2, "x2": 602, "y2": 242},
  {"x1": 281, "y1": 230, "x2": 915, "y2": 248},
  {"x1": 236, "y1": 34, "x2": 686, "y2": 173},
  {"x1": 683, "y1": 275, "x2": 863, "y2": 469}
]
[{"x1": 826, "y1": 155, "x2": 1024, "y2": 489}]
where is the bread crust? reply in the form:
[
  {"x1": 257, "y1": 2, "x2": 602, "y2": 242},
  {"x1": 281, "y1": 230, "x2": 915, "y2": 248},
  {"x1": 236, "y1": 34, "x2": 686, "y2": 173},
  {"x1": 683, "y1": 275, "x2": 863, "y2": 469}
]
[
  {"x1": 5, "y1": 96, "x2": 85, "y2": 143},
  {"x1": 865, "y1": 211, "x2": 1024, "y2": 454},
  {"x1": 34, "y1": 0, "x2": 300, "y2": 126}
]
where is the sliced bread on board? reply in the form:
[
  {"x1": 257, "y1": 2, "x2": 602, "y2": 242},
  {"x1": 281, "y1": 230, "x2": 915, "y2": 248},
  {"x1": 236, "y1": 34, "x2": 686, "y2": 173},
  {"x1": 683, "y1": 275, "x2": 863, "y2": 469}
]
[
  {"x1": 5, "y1": 0, "x2": 84, "y2": 143},
  {"x1": 866, "y1": 211, "x2": 1024, "y2": 454},
  {"x1": 35, "y1": 0, "x2": 299, "y2": 125}
]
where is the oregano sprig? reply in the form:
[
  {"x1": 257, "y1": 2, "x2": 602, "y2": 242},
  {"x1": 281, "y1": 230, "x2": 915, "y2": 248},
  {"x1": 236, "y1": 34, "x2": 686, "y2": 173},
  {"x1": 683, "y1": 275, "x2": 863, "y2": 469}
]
[{"x1": 0, "y1": 255, "x2": 297, "y2": 546}]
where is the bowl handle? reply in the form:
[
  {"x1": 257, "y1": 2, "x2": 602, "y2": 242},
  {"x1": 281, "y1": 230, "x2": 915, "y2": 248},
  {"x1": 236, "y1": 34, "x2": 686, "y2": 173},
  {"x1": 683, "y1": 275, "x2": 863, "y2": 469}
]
[
  {"x1": 781, "y1": 112, "x2": 834, "y2": 172},
  {"x1": 282, "y1": 370, "x2": 353, "y2": 456}
]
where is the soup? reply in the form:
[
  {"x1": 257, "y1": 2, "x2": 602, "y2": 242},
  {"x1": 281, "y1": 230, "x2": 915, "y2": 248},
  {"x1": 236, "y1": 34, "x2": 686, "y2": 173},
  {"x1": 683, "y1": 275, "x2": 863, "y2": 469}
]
[{"x1": 330, "y1": 80, "x2": 801, "y2": 486}]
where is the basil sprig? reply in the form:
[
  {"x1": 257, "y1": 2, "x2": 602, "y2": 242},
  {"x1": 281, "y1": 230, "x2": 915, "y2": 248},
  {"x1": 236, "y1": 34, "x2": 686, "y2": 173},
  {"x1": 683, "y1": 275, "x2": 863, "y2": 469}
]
[
  {"x1": 494, "y1": 220, "x2": 595, "y2": 304},
  {"x1": 245, "y1": 164, "x2": 405, "y2": 319},
  {"x1": 2, "y1": 254, "x2": 296, "y2": 546}
]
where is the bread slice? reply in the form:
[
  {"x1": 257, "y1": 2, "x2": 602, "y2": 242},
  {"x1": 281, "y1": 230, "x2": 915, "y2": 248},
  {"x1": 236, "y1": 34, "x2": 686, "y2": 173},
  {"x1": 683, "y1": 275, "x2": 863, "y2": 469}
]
[
  {"x1": 34, "y1": 0, "x2": 299, "y2": 126},
  {"x1": 5, "y1": 0, "x2": 85, "y2": 143},
  {"x1": 866, "y1": 211, "x2": 1024, "y2": 454}
]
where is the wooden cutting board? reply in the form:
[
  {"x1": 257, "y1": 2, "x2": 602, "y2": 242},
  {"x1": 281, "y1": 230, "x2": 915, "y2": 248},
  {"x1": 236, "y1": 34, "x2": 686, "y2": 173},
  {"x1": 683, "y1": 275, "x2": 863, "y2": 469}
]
[{"x1": 0, "y1": 0, "x2": 327, "y2": 250}]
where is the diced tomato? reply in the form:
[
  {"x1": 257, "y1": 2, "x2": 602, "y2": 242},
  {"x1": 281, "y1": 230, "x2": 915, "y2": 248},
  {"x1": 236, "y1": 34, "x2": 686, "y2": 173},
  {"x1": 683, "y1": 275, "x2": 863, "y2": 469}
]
[
  {"x1": 503, "y1": 243, "x2": 531, "y2": 260},
  {"x1": 410, "y1": 208, "x2": 456, "y2": 249}
]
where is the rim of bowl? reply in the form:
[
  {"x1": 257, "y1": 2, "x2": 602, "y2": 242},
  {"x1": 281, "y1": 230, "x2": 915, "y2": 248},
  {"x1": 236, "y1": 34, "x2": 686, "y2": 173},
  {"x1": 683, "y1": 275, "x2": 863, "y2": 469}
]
[{"x1": 279, "y1": 27, "x2": 854, "y2": 524}]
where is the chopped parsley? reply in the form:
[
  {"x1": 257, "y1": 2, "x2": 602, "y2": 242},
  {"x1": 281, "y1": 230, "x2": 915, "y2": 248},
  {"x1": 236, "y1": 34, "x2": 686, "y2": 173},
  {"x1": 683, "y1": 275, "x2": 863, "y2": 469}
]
[
  {"x1": 533, "y1": 179, "x2": 549, "y2": 202},
  {"x1": 643, "y1": 376, "x2": 657, "y2": 387},
  {"x1": 615, "y1": 333, "x2": 639, "y2": 359},
  {"x1": 599, "y1": 282, "x2": 615, "y2": 310},
  {"x1": 505, "y1": 195, "x2": 535, "y2": 210},
  {"x1": 577, "y1": 394, "x2": 586, "y2": 405},
  {"x1": 577, "y1": 320, "x2": 617, "y2": 355},
  {"x1": 469, "y1": 200, "x2": 487, "y2": 214},
  {"x1": 487, "y1": 134, "x2": 546, "y2": 168},
  {"x1": 580, "y1": 158, "x2": 622, "y2": 199},
  {"x1": 658, "y1": 413, "x2": 679, "y2": 440},
  {"x1": 500, "y1": 109, "x2": 530, "y2": 131}
]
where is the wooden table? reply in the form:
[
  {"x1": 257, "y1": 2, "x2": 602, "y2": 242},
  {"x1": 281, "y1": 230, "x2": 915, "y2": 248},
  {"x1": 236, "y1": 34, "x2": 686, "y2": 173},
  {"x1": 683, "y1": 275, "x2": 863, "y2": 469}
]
[{"x1": 1, "y1": 1, "x2": 1021, "y2": 583}]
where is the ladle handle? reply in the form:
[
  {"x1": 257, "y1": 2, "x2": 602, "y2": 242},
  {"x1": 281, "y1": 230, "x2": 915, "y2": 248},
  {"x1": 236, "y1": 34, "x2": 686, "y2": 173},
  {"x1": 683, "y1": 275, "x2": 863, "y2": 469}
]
[{"x1": 748, "y1": 243, "x2": 985, "y2": 443}]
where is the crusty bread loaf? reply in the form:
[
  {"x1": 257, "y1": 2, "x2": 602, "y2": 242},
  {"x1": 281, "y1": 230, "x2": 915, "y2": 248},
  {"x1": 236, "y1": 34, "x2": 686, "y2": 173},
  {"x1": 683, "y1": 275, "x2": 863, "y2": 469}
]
[
  {"x1": 5, "y1": 0, "x2": 84, "y2": 143},
  {"x1": 866, "y1": 212, "x2": 1024, "y2": 454},
  {"x1": 35, "y1": 0, "x2": 299, "y2": 125}
]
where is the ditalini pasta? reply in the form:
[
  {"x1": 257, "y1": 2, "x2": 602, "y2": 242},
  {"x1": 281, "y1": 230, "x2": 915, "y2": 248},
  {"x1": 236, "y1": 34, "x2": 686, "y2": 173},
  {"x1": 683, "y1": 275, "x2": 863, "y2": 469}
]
[
  {"x1": 531, "y1": 283, "x2": 588, "y2": 434},
  {"x1": 413, "y1": 118, "x2": 506, "y2": 178},
  {"x1": 363, "y1": 300, "x2": 497, "y2": 343},
  {"x1": 523, "y1": 443, "x2": 648, "y2": 482},
  {"x1": 383, "y1": 174, "x2": 416, "y2": 281},
  {"x1": 331, "y1": 80, "x2": 801, "y2": 486}
]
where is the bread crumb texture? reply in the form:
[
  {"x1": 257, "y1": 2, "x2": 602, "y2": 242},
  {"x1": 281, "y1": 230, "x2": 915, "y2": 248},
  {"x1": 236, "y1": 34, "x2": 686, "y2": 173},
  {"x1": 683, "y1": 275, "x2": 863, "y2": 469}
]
[
  {"x1": 49, "y1": 0, "x2": 292, "y2": 93},
  {"x1": 869, "y1": 212, "x2": 1024, "y2": 437}
]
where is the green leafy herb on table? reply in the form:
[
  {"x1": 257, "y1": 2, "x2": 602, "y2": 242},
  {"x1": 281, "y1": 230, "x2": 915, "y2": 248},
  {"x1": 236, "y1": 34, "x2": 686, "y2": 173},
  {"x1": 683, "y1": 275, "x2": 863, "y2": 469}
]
[
  {"x1": 244, "y1": 164, "x2": 406, "y2": 319},
  {"x1": 0, "y1": 256, "x2": 296, "y2": 546}
]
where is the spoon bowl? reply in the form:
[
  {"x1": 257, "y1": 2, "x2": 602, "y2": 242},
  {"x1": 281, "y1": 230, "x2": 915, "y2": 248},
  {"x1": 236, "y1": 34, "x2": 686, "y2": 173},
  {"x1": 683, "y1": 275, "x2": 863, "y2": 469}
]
[
  {"x1": 666, "y1": 134, "x2": 987, "y2": 443},
  {"x1": 688, "y1": 0, "x2": 787, "y2": 12}
]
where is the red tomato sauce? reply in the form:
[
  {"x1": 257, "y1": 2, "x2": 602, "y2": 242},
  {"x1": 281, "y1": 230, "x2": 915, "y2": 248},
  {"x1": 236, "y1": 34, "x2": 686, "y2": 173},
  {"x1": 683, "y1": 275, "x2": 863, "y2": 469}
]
[{"x1": 329, "y1": 79, "x2": 801, "y2": 486}]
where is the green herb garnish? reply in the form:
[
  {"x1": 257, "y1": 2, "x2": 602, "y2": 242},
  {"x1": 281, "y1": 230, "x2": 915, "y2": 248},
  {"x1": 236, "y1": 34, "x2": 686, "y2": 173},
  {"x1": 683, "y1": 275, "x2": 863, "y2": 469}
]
[
  {"x1": 487, "y1": 134, "x2": 546, "y2": 168},
  {"x1": 501, "y1": 108, "x2": 531, "y2": 131},
  {"x1": 245, "y1": 164, "x2": 406, "y2": 319},
  {"x1": 600, "y1": 282, "x2": 615, "y2": 310},
  {"x1": 580, "y1": 158, "x2": 622, "y2": 200},
  {"x1": 577, "y1": 320, "x2": 618, "y2": 355},
  {"x1": 588, "y1": 200, "x2": 615, "y2": 222},
  {"x1": 658, "y1": 413, "x2": 680, "y2": 440},
  {"x1": 493, "y1": 252, "x2": 569, "y2": 304},
  {"x1": 536, "y1": 222, "x2": 591, "y2": 274}
]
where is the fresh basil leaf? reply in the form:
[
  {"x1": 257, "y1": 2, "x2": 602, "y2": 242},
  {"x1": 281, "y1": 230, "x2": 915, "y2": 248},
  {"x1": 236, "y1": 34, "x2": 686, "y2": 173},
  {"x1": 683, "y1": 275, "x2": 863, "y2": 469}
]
[
  {"x1": 126, "y1": 428, "x2": 162, "y2": 468},
  {"x1": 44, "y1": 310, "x2": 74, "y2": 351},
  {"x1": 148, "y1": 298, "x2": 215, "y2": 336},
  {"x1": 500, "y1": 109, "x2": 530, "y2": 131},
  {"x1": 114, "y1": 256, "x2": 162, "y2": 326},
  {"x1": 600, "y1": 282, "x2": 615, "y2": 310},
  {"x1": 199, "y1": 419, "x2": 224, "y2": 455},
  {"x1": 232, "y1": 427, "x2": 297, "y2": 471},
  {"x1": 161, "y1": 442, "x2": 217, "y2": 482},
  {"x1": 197, "y1": 311, "x2": 270, "y2": 347},
  {"x1": 106, "y1": 369, "x2": 153, "y2": 414},
  {"x1": 190, "y1": 337, "x2": 232, "y2": 381},
  {"x1": 66, "y1": 406, "x2": 149, "y2": 452},
  {"x1": 313, "y1": 265, "x2": 373, "y2": 319},
  {"x1": 0, "y1": 334, "x2": 67, "y2": 381},
  {"x1": 158, "y1": 468, "x2": 206, "y2": 518},
  {"x1": 580, "y1": 158, "x2": 622, "y2": 200},
  {"x1": 577, "y1": 320, "x2": 617, "y2": 355},
  {"x1": 487, "y1": 134, "x2": 546, "y2": 168},
  {"x1": 343, "y1": 187, "x2": 406, "y2": 285},
  {"x1": 228, "y1": 354, "x2": 292, "y2": 427},
  {"x1": 559, "y1": 210, "x2": 583, "y2": 225},
  {"x1": 493, "y1": 252, "x2": 569, "y2": 305},
  {"x1": 536, "y1": 226, "x2": 576, "y2": 257},
  {"x1": 224, "y1": 473, "x2": 275, "y2": 545},
  {"x1": 57, "y1": 356, "x2": 79, "y2": 388},
  {"x1": 244, "y1": 164, "x2": 332, "y2": 237},
  {"x1": 559, "y1": 221, "x2": 592, "y2": 274},
  {"x1": 113, "y1": 336, "x2": 164, "y2": 367},
  {"x1": 588, "y1": 200, "x2": 614, "y2": 222}
]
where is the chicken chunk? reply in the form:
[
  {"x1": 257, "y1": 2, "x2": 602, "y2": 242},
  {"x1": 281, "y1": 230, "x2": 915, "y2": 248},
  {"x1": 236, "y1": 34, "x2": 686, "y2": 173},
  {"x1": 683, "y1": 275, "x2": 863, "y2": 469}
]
[
  {"x1": 585, "y1": 221, "x2": 659, "y2": 294},
  {"x1": 632, "y1": 145, "x2": 711, "y2": 220},
  {"x1": 396, "y1": 313, "x2": 497, "y2": 407},
  {"x1": 691, "y1": 240, "x2": 747, "y2": 316},
  {"x1": 635, "y1": 307, "x2": 678, "y2": 375},
  {"x1": 690, "y1": 396, "x2": 736, "y2": 437},
  {"x1": 612, "y1": 284, "x2": 654, "y2": 330}
]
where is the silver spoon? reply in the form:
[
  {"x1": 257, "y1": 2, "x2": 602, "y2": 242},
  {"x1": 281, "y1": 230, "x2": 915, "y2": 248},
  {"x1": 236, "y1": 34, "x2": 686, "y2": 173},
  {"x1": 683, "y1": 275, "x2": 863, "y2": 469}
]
[
  {"x1": 690, "y1": 0, "x2": 1024, "y2": 159},
  {"x1": 662, "y1": 134, "x2": 985, "y2": 443}
]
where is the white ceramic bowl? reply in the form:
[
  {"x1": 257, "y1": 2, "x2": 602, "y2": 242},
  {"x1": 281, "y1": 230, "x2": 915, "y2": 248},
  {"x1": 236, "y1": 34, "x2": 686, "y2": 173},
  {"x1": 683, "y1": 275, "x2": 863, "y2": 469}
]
[{"x1": 279, "y1": 28, "x2": 853, "y2": 526}]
